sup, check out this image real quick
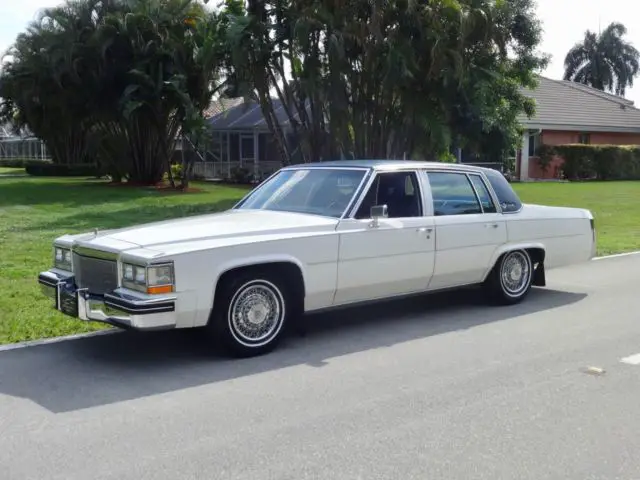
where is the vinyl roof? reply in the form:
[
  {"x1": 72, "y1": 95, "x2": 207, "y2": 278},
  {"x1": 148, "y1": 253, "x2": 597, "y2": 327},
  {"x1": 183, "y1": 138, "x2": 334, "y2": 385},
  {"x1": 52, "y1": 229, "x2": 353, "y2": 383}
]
[{"x1": 285, "y1": 159, "x2": 496, "y2": 173}]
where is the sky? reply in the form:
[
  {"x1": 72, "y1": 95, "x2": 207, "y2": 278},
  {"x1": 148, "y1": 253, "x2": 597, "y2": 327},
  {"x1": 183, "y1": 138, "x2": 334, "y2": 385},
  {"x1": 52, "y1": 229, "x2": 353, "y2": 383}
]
[{"x1": 2, "y1": 0, "x2": 640, "y2": 104}]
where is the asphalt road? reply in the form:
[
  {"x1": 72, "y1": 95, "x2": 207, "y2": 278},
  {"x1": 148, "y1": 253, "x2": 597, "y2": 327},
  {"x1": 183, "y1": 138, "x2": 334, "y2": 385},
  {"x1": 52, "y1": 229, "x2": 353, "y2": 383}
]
[{"x1": 2, "y1": 255, "x2": 640, "y2": 480}]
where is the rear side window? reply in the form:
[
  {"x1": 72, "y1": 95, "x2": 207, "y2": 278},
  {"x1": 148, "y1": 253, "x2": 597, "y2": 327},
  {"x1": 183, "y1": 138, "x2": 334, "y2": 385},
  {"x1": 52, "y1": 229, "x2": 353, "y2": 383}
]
[
  {"x1": 484, "y1": 170, "x2": 522, "y2": 213},
  {"x1": 468, "y1": 174, "x2": 497, "y2": 213},
  {"x1": 427, "y1": 172, "x2": 482, "y2": 216}
]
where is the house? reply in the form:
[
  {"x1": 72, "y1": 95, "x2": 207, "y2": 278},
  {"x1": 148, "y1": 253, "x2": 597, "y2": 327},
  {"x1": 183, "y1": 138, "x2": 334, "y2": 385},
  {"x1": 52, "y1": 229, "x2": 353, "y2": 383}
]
[
  {"x1": 191, "y1": 97, "x2": 301, "y2": 180},
  {"x1": 193, "y1": 76, "x2": 640, "y2": 181},
  {"x1": 516, "y1": 76, "x2": 640, "y2": 180},
  {"x1": 0, "y1": 123, "x2": 49, "y2": 160}
]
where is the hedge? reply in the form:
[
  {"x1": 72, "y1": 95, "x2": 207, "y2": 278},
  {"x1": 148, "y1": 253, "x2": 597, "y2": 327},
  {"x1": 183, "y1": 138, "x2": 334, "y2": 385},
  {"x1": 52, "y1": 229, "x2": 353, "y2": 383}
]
[
  {"x1": 25, "y1": 162, "x2": 98, "y2": 177},
  {"x1": 0, "y1": 158, "x2": 36, "y2": 168},
  {"x1": 544, "y1": 144, "x2": 640, "y2": 181}
]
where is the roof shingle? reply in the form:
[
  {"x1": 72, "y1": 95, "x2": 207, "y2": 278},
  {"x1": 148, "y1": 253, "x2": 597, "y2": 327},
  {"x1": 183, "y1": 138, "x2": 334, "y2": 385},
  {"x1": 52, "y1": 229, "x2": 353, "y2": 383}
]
[
  {"x1": 203, "y1": 97, "x2": 245, "y2": 119},
  {"x1": 518, "y1": 76, "x2": 640, "y2": 132},
  {"x1": 205, "y1": 97, "x2": 311, "y2": 131}
]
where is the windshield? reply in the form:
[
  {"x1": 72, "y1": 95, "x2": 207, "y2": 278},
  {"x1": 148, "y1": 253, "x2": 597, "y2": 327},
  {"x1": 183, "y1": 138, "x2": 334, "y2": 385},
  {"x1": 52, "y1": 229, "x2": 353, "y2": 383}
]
[{"x1": 236, "y1": 168, "x2": 367, "y2": 218}]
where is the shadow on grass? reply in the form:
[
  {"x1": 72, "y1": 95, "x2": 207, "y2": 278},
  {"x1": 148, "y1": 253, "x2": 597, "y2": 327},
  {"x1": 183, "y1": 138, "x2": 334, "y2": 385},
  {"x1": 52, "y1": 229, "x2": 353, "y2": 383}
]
[
  {"x1": 0, "y1": 179, "x2": 156, "y2": 208},
  {"x1": 0, "y1": 178, "x2": 249, "y2": 209},
  {"x1": 0, "y1": 287, "x2": 587, "y2": 413},
  {"x1": 17, "y1": 198, "x2": 242, "y2": 233}
]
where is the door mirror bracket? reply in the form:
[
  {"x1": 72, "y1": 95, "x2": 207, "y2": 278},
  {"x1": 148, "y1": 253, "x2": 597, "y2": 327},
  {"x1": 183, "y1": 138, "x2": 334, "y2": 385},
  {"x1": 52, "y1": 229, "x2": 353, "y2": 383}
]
[{"x1": 369, "y1": 205, "x2": 388, "y2": 228}]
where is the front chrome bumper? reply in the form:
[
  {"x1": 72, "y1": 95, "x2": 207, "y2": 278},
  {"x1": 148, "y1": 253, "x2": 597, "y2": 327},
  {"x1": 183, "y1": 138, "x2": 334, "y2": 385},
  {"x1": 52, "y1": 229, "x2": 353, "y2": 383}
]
[{"x1": 38, "y1": 270, "x2": 177, "y2": 331}]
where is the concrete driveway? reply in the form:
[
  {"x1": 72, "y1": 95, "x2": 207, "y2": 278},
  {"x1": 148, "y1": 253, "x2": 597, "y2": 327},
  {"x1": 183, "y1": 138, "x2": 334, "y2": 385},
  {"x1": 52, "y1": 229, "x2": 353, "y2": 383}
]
[{"x1": 1, "y1": 255, "x2": 639, "y2": 479}]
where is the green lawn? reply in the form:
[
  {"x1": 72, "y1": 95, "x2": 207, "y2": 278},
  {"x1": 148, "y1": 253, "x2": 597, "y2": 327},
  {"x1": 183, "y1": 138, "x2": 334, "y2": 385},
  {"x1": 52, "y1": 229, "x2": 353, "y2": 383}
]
[
  {"x1": 0, "y1": 177, "x2": 638, "y2": 345},
  {"x1": 0, "y1": 167, "x2": 26, "y2": 175},
  {"x1": 513, "y1": 181, "x2": 640, "y2": 256},
  {"x1": 0, "y1": 177, "x2": 248, "y2": 345}
]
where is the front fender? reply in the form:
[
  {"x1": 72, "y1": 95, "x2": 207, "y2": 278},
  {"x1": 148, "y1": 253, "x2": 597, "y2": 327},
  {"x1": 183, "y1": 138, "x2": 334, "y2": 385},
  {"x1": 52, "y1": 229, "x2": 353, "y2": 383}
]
[{"x1": 210, "y1": 253, "x2": 306, "y2": 304}]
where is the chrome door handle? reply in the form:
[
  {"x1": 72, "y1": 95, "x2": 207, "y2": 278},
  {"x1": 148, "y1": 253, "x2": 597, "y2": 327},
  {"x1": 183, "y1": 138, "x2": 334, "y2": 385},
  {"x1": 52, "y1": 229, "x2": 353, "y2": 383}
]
[
  {"x1": 485, "y1": 223, "x2": 499, "y2": 229},
  {"x1": 416, "y1": 227, "x2": 433, "y2": 233}
]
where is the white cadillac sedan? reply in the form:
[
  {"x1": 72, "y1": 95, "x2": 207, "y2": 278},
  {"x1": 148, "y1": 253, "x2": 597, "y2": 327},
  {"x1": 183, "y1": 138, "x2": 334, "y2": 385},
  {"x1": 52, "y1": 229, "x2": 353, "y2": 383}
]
[{"x1": 38, "y1": 160, "x2": 596, "y2": 356}]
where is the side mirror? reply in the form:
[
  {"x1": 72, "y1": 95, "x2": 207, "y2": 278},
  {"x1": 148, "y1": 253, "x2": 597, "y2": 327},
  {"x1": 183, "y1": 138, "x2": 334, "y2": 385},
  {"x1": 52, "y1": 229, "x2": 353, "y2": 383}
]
[{"x1": 369, "y1": 205, "x2": 388, "y2": 227}]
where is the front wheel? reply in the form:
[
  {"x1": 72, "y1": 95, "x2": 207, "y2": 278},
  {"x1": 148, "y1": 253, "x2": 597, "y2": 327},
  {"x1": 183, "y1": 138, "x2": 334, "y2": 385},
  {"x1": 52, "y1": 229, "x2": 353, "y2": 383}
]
[
  {"x1": 484, "y1": 249, "x2": 533, "y2": 305},
  {"x1": 207, "y1": 270, "x2": 293, "y2": 357}
]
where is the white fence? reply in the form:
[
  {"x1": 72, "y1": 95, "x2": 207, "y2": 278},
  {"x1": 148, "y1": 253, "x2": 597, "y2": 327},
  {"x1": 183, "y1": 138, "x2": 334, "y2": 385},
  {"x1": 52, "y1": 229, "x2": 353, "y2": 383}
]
[
  {"x1": 0, "y1": 137, "x2": 51, "y2": 160},
  {"x1": 192, "y1": 160, "x2": 283, "y2": 180}
]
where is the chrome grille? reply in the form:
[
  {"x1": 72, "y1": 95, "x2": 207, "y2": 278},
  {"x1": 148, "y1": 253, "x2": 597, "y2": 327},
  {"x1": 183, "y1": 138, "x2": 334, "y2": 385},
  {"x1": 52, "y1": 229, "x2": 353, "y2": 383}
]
[{"x1": 73, "y1": 252, "x2": 118, "y2": 295}]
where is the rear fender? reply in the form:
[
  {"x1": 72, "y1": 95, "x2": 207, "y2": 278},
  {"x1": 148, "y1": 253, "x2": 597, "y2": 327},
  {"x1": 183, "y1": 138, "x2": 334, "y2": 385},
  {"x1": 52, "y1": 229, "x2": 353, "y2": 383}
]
[{"x1": 482, "y1": 242, "x2": 546, "y2": 282}]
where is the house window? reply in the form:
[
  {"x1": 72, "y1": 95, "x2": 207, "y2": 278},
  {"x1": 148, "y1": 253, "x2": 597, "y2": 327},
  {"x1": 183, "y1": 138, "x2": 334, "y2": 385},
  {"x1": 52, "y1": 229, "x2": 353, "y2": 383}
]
[
  {"x1": 240, "y1": 134, "x2": 255, "y2": 160},
  {"x1": 578, "y1": 133, "x2": 591, "y2": 144},
  {"x1": 528, "y1": 132, "x2": 541, "y2": 156}
]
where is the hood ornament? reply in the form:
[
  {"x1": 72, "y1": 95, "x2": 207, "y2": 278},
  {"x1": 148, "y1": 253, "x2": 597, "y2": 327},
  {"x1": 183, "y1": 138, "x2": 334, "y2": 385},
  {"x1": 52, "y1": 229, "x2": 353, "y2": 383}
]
[{"x1": 93, "y1": 228, "x2": 99, "y2": 237}]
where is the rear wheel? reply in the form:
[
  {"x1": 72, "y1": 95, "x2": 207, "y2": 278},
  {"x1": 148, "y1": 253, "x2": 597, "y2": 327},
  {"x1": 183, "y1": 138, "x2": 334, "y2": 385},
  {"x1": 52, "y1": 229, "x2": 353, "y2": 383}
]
[
  {"x1": 484, "y1": 249, "x2": 533, "y2": 305},
  {"x1": 208, "y1": 270, "x2": 294, "y2": 357}
]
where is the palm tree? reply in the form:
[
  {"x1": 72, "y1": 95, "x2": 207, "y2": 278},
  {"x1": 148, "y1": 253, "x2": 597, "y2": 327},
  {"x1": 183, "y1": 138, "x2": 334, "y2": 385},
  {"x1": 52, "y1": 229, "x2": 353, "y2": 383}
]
[
  {"x1": 2, "y1": 0, "x2": 228, "y2": 185},
  {"x1": 563, "y1": 22, "x2": 640, "y2": 96}
]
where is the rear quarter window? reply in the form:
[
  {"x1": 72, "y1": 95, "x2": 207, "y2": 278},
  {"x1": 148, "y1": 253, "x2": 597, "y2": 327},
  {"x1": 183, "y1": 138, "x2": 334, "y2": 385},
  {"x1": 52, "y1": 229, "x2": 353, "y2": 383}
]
[{"x1": 484, "y1": 170, "x2": 522, "y2": 213}]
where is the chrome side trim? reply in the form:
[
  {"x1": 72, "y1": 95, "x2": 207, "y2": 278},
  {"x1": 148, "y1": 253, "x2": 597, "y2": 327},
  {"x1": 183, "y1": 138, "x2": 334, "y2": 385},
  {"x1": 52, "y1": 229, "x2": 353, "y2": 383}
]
[
  {"x1": 474, "y1": 172, "x2": 504, "y2": 214},
  {"x1": 465, "y1": 173, "x2": 488, "y2": 214},
  {"x1": 339, "y1": 168, "x2": 374, "y2": 220},
  {"x1": 345, "y1": 169, "x2": 379, "y2": 219}
]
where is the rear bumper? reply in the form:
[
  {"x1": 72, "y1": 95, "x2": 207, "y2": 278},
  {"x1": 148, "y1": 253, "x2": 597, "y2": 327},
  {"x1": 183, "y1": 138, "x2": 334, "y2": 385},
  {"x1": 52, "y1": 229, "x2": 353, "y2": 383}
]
[
  {"x1": 38, "y1": 270, "x2": 177, "y2": 331},
  {"x1": 590, "y1": 218, "x2": 597, "y2": 259}
]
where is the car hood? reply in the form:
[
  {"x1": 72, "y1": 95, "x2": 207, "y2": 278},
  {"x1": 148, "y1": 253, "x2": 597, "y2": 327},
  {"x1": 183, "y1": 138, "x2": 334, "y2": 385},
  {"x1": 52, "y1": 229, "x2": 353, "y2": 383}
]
[{"x1": 72, "y1": 209, "x2": 339, "y2": 251}]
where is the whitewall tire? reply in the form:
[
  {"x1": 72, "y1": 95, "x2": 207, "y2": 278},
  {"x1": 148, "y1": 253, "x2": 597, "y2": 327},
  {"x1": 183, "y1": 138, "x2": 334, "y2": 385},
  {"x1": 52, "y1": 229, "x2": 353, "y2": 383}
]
[
  {"x1": 485, "y1": 249, "x2": 534, "y2": 305},
  {"x1": 208, "y1": 270, "x2": 294, "y2": 357}
]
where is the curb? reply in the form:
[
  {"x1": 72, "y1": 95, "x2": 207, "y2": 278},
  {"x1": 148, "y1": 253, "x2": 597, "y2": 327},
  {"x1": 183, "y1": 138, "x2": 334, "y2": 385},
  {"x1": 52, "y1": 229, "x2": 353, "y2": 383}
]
[
  {"x1": 593, "y1": 251, "x2": 640, "y2": 261},
  {"x1": 1, "y1": 250, "x2": 639, "y2": 352},
  {"x1": 0, "y1": 329, "x2": 117, "y2": 352}
]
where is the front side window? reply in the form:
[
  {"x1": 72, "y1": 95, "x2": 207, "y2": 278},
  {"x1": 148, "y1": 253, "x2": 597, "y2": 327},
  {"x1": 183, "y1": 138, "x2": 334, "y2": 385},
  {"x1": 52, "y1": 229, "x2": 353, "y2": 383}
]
[
  {"x1": 427, "y1": 172, "x2": 482, "y2": 216},
  {"x1": 236, "y1": 168, "x2": 367, "y2": 218},
  {"x1": 483, "y1": 169, "x2": 522, "y2": 213},
  {"x1": 468, "y1": 174, "x2": 497, "y2": 213},
  {"x1": 355, "y1": 171, "x2": 423, "y2": 219}
]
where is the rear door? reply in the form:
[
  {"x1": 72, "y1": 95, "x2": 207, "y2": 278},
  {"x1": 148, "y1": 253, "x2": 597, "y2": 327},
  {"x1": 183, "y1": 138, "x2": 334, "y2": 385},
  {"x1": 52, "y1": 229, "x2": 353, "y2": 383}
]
[{"x1": 425, "y1": 170, "x2": 507, "y2": 290}]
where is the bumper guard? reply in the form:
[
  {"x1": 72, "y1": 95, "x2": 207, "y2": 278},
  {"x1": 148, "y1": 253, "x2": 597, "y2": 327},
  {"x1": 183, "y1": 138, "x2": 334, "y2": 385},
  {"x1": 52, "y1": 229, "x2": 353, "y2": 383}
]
[{"x1": 38, "y1": 270, "x2": 177, "y2": 331}]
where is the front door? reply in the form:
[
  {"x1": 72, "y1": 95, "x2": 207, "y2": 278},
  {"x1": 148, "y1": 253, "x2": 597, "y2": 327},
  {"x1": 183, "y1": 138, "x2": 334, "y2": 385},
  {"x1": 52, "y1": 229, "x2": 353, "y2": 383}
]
[
  {"x1": 334, "y1": 171, "x2": 436, "y2": 305},
  {"x1": 426, "y1": 171, "x2": 508, "y2": 290}
]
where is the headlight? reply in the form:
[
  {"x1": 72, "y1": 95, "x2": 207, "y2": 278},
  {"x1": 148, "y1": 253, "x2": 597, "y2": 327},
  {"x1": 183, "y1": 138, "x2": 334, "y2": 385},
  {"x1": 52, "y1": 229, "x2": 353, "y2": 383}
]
[
  {"x1": 148, "y1": 265, "x2": 173, "y2": 286},
  {"x1": 135, "y1": 266, "x2": 146, "y2": 284},
  {"x1": 54, "y1": 247, "x2": 72, "y2": 271},
  {"x1": 123, "y1": 264, "x2": 134, "y2": 281},
  {"x1": 121, "y1": 262, "x2": 174, "y2": 294}
]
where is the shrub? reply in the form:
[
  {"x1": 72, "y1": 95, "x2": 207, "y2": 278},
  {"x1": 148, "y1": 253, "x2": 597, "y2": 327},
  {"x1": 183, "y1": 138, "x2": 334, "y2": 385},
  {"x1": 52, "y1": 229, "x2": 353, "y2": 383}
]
[
  {"x1": 0, "y1": 158, "x2": 41, "y2": 168},
  {"x1": 229, "y1": 166, "x2": 253, "y2": 184},
  {"x1": 535, "y1": 144, "x2": 556, "y2": 175},
  {"x1": 437, "y1": 151, "x2": 457, "y2": 163},
  {"x1": 545, "y1": 144, "x2": 640, "y2": 181},
  {"x1": 25, "y1": 162, "x2": 98, "y2": 177},
  {"x1": 170, "y1": 163, "x2": 183, "y2": 180}
]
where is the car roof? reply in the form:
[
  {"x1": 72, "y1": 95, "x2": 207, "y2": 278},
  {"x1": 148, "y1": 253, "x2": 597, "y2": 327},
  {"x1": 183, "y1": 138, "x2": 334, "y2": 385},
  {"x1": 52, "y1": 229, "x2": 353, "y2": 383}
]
[{"x1": 285, "y1": 159, "x2": 497, "y2": 174}]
